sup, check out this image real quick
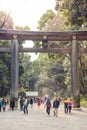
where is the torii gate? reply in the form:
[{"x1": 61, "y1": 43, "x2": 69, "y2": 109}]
[{"x1": 0, "y1": 29, "x2": 87, "y2": 108}]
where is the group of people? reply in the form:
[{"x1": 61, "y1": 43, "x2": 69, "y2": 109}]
[
  {"x1": 19, "y1": 96, "x2": 73, "y2": 116},
  {"x1": 45, "y1": 97, "x2": 73, "y2": 117},
  {"x1": 45, "y1": 97, "x2": 60, "y2": 117},
  {"x1": 19, "y1": 97, "x2": 33, "y2": 114},
  {"x1": 0, "y1": 96, "x2": 73, "y2": 117},
  {"x1": 0, "y1": 98, "x2": 17, "y2": 112}
]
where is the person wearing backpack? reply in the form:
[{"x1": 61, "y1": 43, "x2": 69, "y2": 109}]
[{"x1": 45, "y1": 98, "x2": 51, "y2": 115}]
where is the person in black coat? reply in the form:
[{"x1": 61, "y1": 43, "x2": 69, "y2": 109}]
[
  {"x1": 10, "y1": 98, "x2": 15, "y2": 110},
  {"x1": 30, "y1": 98, "x2": 33, "y2": 108}
]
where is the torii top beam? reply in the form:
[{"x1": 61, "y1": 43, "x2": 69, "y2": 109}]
[{"x1": 0, "y1": 29, "x2": 87, "y2": 41}]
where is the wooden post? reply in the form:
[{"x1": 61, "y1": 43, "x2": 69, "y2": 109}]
[
  {"x1": 10, "y1": 39, "x2": 19, "y2": 98},
  {"x1": 71, "y1": 35, "x2": 80, "y2": 108}
]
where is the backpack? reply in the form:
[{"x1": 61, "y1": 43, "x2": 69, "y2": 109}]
[
  {"x1": 46, "y1": 101, "x2": 51, "y2": 108},
  {"x1": 27, "y1": 100, "x2": 29, "y2": 105}
]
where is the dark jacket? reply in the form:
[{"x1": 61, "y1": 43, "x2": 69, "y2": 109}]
[
  {"x1": 10, "y1": 99, "x2": 15, "y2": 108},
  {"x1": 53, "y1": 100, "x2": 60, "y2": 108}
]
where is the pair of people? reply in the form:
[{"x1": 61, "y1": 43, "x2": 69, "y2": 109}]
[
  {"x1": 45, "y1": 97, "x2": 60, "y2": 117},
  {"x1": 63, "y1": 98, "x2": 73, "y2": 113}
]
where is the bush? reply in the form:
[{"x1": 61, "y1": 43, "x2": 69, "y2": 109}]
[{"x1": 80, "y1": 99, "x2": 87, "y2": 107}]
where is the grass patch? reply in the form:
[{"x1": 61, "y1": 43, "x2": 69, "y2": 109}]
[{"x1": 80, "y1": 98, "x2": 87, "y2": 107}]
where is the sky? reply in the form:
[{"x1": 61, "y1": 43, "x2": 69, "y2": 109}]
[
  {"x1": 0, "y1": 0, "x2": 55, "y2": 30},
  {"x1": 0, "y1": 0, "x2": 55, "y2": 60}
]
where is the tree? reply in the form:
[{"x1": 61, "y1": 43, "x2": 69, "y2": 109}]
[
  {"x1": 69, "y1": 0, "x2": 87, "y2": 26},
  {"x1": 0, "y1": 11, "x2": 14, "y2": 97},
  {"x1": 55, "y1": 0, "x2": 87, "y2": 27},
  {"x1": 0, "y1": 11, "x2": 13, "y2": 29},
  {"x1": 55, "y1": 0, "x2": 87, "y2": 98},
  {"x1": 37, "y1": 10, "x2": 55, "y2": 31},
  {"x1": 0, "y1": 10, "x2": 31, "y2": 97},
  {"x1": 19, "y1": 65, "x2": 24, "y2": 77}
]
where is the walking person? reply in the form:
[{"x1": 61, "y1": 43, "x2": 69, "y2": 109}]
[
  {"x1": 10, "y1": 98, "x2": 15, "y2": 111},
  {"x1": 53, "y1": 98, "x2": 60, "y2": 117},
  {"x1": 30, "y1": 97, "x2": 33, "y2": 109},
  {"x1": 23, "y1": 97, "x2": 28, "y2": 114},
  {"x1": 45, "y1": 97, "x2": 51, "y2": 115},
  {"x1": 2, "y1": 99, "x2": 6, "y2": 112},
  {"x1": 37, "y1": 98, "x2": 41, "y2": 109},
  {"x1": 68, "y1": 99, "x2": 73, "y2": 113},
  {"x1": 0, "y1": 99, "x2": 2, "y2": 112},
  {"x1": 63, "y1": 97, "x2": 68, "y2": 113},
  {"x1": 20, "y1": 97, "x2": 23, "y2": 111}
]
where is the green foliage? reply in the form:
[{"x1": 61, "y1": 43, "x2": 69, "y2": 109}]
[
  {"x1": 0, "y1": 10, "x2": 14, "y2": 96},
  {"x1": 0, "y1": 10, "x2": 32, "y2": 97},
  {"x1": 0, "y1": 53, "x2": 11, "y2": 97},
  {"x1": 54, "y1": 0, "x2": 87, "y2": 96},
  {"x1": 34, "y1": 56, "x2": 69, "y2": 97},
  {"x1": 18, "y1": 53, "x2": 31, "y2": 87},
  {"x1": 18, "y1": 87, "x2": 26, "y2": 97},
  {"x1": 19, "y1": 65, "x2": 24, "y2": 77},
  {"x1": 47, "y1": 60, "x2": 67, "y2": 95},
  {"x1": 15, "y1": 26, "x2": 30, "y2": 31},
  {"x1": 80, "y1": 98, "x2": 87, "y2": 107},
  {"x1": 18, "y1": 53, "x2": 40, "y2": 92},
  {"x1": 37, "y1": 10, "x2": 55, "y2": 31},
  {"x1": 15, "y1": 26, "x2": 30, "y2": 45},
  {"x1": 55, "y1": 0, "x2": 87, "y2": 28}
]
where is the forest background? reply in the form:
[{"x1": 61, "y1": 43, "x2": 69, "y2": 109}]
[{"x1": 0, "y1": 0, "x2": 87, "y2": 106}]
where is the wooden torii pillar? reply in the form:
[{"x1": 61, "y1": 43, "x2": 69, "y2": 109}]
[
  {"x1": 71, "y1": 35, "x2": 80, "y2": 108},
  {"x1": 10, "y1": 39, "x2": 19, "y2": 98}
]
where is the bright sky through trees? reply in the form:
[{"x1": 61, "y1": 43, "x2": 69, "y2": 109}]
[
  {"x1": 0, "y1": 0, "x2": 55, "y2": 60},
  {"x1": 0, "y1": 0, "x2": 55, "y2": 30}
]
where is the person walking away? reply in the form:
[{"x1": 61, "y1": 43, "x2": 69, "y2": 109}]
[
  {"x1": 30, "y1": 97, "x2": 33, "y2": 109},
  {"x1": 63, "y1": 97, "x2": 68, "y2": 113},
  {"x1": 0, "y1": 99, "x2": 2, "y2": 112},
  {"x1": 37, "y1": 98, "x2": 41, "y2": 109},
  {"x1": 53, "y1": 98, "x2": 60, "y2": 117},
  {"x1": 45, "y1": 98, "x2": 51, "y2": 115},
  {"x1": 2, "y1": 99, "x2": 6, "y2": 112},
  {"x1": 10, "y1": 98, "x2": 15, "y2": 111},
  {"x1": 23, "y1": 97, "x2": 28, "y2": 114},
  {"x1": 68, "y1": 99, "x2": 73, "y2": 113},
  {"x1": 20, "y1": 97, "x2": 23, "y2": 111}
]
